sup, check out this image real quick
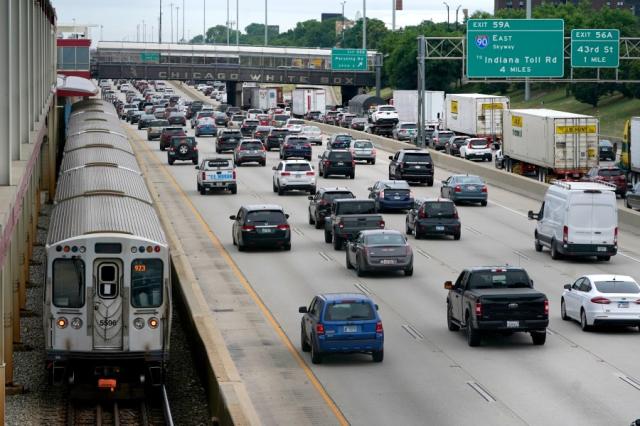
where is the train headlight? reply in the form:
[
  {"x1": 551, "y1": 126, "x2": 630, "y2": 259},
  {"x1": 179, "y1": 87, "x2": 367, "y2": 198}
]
[
  {"x1": 148, "y1": 317, "x2": 159, "y2": 329},
  {"x1": 56, "y1": 317, "x2": 68, "y2": 328},
  {"x1": 70, "y1": 317, "x2": 83, "y2": 329},
  {"x1": 133, "y1": 317, "x2": 145, "y2": 329}
]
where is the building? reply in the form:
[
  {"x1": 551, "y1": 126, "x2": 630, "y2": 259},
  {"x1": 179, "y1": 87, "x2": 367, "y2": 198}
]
[
  {"x1": 495, "y1": 0, "x2": 640, "y2": 15},
  {"x1": 56, "y1": 24, "x2": 92, "y2": 79}
]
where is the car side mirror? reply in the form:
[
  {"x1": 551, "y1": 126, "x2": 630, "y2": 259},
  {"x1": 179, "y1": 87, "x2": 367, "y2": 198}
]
[
  {"x1": 298, "y1": 306, "x2": 308, "y2": 313},
  {"x1": 444, "y1": 281, "x2": 453, "y2": 290},
  {"x1": 564, "y1": 284, "x2": 571, "y2": 290},
  {"x1": 375, "y1": 304, "x2": 379, "y2": 311},
  {"x1": 388, "y1": 155, "x2": 393, "y2": 160},
  {"x1": 285, "y1": 214, "x2": 290, "y2": 219},
  {"x1": 229, "y1": 215, "x2": 236, "y2": 220},
  {"x1": 441, "y1": 180, "x2": 447, "y2": 184},
  {"x1": 367, "y1": 187, "x2": 373, "y2": 191},
  {"x1": 308, "y1": 196, "x2": 314, "y2": 200},
  {"x1": 194, "y1": 165, "x2": 200, "y2": 169}
]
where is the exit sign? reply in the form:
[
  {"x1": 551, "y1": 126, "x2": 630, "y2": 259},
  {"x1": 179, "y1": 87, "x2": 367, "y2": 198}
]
[{"x1": 571, "y1": 29, "x2": 619, "y2": 68}]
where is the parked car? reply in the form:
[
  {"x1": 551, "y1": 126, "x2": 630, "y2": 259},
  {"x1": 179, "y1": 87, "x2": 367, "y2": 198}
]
[
  {"x1": 430, "y1": 130, "x2": 454, "y2": 151},
  {"x1": 440, "y1": 175, "x2": 488, "y2": 206},
  {"x1": 392, "y1": 122, "x2": 418, "y2": 141},
  {"x1": 280, "y1": 135, "x2": 312, "y2": 161},
  {"x1": 561, "y1": 274, "x2": 640, "y2": 330},
  {"x1": 528, "y1": 181, "x2": 618, "y2": 261},
  {"x1": 582, "y1": 165, "x2": 628, "y2": 198},
  {"x1": 626, "y1": 182, "x2": 640, "y2": 210},
  {"x1": 308, "y1": 187, "x2": 355, "y2": 229},
  {"x1": 445, "y1": 136, "x2": 470, "y2": 156},
  {"x1": 230, "y1": 205, "x2": 291, "y2": 251},
  {"x1": 196, "y1": 157, "x2": 237, "y2": 195},
  {"x1": 194, "y1": 117, "x2": 217, "y2": 137},
  {"x1": 167, "y1": 111, "x2": 187, "y2": 126},
  {"x1": 147, "y1": 119, "x2": 170, "y2": 141},
  {"x1": 265, "y1": 128, "x2": 289, "y2": 151},
  {"x1": 216, "y1": 129, "x2": 242, "y2": 153},
  {"x1": 599, "y1": 139, "x2": 616, "y2": 161},
  {"x1": 301, "y1": 126, "x2": 323, "y2": 146},
  {"x1": 328, "y1": 133, "x2": 352, "y2": 150},
  {"x1": 349, "y1": 139, "x2": 376, "y2": 164},
  {"x1": 460, "y1": 138, "x2": 493, "y2": 161},
  {"x1": 346, "y1": 230, "x2": 413, "y2": 277},
  {"x1": 272, "y1": 160, "x2": 316, "y2": 195},
  {"x1": 234, "y1": 139, "x2": 267, "y2": 166},
  {"x1": 159, "y1": 127, "x2": 187, "y2": 151},
  {"x1": 299, "y1": 293, "x2": 384, "y2": 364},
  {"x1": 405, "y1": 198, "x2": 461, "y2": 240},
  {"x1": 318, "y1": 150, "x2": 355, "y2": 179},
  {"x1": 167, "y1": 136, "x2": 198, "y2": 165},
  {"x1": 388, "y1": 149, "x2": 434, "y2": 186},
  {"x1": 350, "y1": 117, "x2": 368, "y2": 131},
  {"x1": 444, "y1": 266, "x2": 549, "y2": 346},
  {"x1": 368, "y1": 180, "x2": 414, "y2": 212}
]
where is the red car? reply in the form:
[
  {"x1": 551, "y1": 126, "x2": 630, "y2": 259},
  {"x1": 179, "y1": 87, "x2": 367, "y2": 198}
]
[{"x1": 582, "y1": 166, "x2": 628, "y2": 198}]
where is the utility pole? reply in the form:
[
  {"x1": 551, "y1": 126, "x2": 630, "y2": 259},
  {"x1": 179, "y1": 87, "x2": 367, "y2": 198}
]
[
  {"x1": 159, "y1": 0, "x2": 163, "y2": 43},
  {"x1": 443, "y1": 2, "x2": 450, "y2": 30},
  {"x1": 417, "y1": 36, "x2": 426, "y2": 148},
  {"x1": 176, "y1": 6, "x2": 180, "y2": 43},
  {"x1": 525, "y1": 0, "x2": 531, "y2": 101},
  {"x1": 203, "y1": 0, "x2": 206, "y2": 43},
  {"x1": 392, "y1": 0, "x2": 395, "y2": 31},
  {"x1": 265, "y1": 0, "x2": 268, "y2": 46},
  {"x1": 170, "y1": 3, "x2": 173, "y2": 43},
  {"x1": 182, "y1": 0, "x2": 185, "y2": 42},
  {"x1": 341, "y1": 1, "x2": 346, "y2": 46},
  {"x1": 236, "y1": 0, "x2": 240, "y2": 46},
  {"x1": 362, "y1": 0, "x2": 367, "y2": 50}
]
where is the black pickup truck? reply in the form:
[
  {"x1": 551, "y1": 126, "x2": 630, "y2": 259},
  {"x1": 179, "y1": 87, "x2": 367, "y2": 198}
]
[
  {"x1": 324, "y1": 199, "x2": 385, "y2": 250},
  {"x1": 445, "y1": 266, "x2": 548, "y2": 347}
]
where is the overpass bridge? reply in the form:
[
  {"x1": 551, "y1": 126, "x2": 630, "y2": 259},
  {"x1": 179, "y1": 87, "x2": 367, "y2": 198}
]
[{"x1": 94, "y1": 41, "x2": 381, "y2": 104}]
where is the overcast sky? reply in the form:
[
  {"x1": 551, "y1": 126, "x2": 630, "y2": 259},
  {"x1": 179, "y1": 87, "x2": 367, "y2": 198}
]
[{"x1": 53, "y1": 0, "x2": 493, "y2": 43}]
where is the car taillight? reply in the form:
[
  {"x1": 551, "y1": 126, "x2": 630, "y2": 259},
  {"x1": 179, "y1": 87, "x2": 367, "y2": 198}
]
[
  {"x1": 324, "y1": 160, "x2": 331, "y2": 166},
  {"x1": 372, "y1": 149, "x2": 377, "y2": 155},
  {"x1": 378, "y1": 220, "x2": 385, "y2": 228},
  {"x1": 544, "y1": 299, "x2": 549, "y2": 315},
  {"x1": 453, "y1": 208, "x2": 459, "y2": 219},
  {"x1": 316, "y1": 323, "x2": 325, "y2": 335},
  {"x1": 241, "y1": 225, "x2": 256, "y2": 231},
  {"x1": 318, "y1": 199, "x2": 328, "y2": 205},
  {"x1": 475, "y1": 301, "x2": 482, "y2": 316},
  {"x1": 563, "y1": 225, "x2": 569, "y2": 243},
  {"x1": 590, "y1": 296, "x2": 611, "y2": 304},
  {"x1": 481, "y1": 185, "x2": 487, "y2": 193},
  {"x1": 304, "y1": 144, "x2": 311, "y2": 148},
  {"x1": 232, "y1": 170, "x2": 236, "y2": 179},
  {"x1": 281, "y1": 172, "x2": 291, "y2": 176},
  {"x1": 352, "y1": 160, "x2": 356, "y2": 167},
  {"x1": 375, "y1": 321, "x2": 383, "y2": 333},
  {"x1": 404, "y1": 246, "x2": 412, "y2": 256},
  {"x1": 634, "y1": 299, "x2": 640, "y2": 305},
  {"x1": 418, "y1": 208, "x2": 427, "y2": 219},
  {"x1": 379, "y1": 190, "x2": 385, "y2": 198},
  {"x1": 614, "y1": 227, "x2": 618, "y2": 244},
  {"x1": 306, "y1": 171, "x2": 315, "y2": 176},
  {"x1": 193, "y1": 146, "x2": 198, "y2": 151},
  {"x1": 277, "y1": 224, "x2": 290, "y2": 230},
  {"x1": 338, "y1": 221, "x2": 345, "y2": 229},
  {"x1": 201, "y1": 172, "x2": 206, "y2": 180},
  {"x1": 454, "y1": 185, "x2": 462, "y2": 193}
]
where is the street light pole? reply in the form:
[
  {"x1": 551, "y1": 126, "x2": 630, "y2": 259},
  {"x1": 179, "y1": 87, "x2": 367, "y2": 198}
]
[
  {"x1": 443, "y1": 2, "x2": 450, "y2": 30},
  {"x1": 203, "y1": 0, "x2": 206, "y2": 43},
  {"x1": 169, "y1": 3, "x2": 173, "y2": 43},
  {"x1": 143, "y1": 19, "x2": 146, "y2": 42},
  {"x1": 236, "y1": 0, "x2": 240, "y2": 46},
  {"x1": 137, "y1": 24, "x2": 140, "y2": 42},
  {"x1": 341, "y1": 1, "x2": 346, "y2": 46},
  {"x1": 227, "y1": 0, "x2": 230, "y2": 45},
  {"x1": 392, "y1": 0, "x2": 395, "y2": 31},
  {"x1": 362, "y1": 0, "x2": 366, "y2": 50},
  {"x1": 159, "y1": 0, "x2": 163, "y2": 43},
  {"x1": 265, "y1": 0, "x2": 268, "y2": 46},
  {"x1": 182, "y1": 0, "x2": 185, "y2": 42},
  {"x1": 455, "y1": 5, "x2": 461, "y2": 29},
  {"x1": 176, "y1": 6, "x2": 180, "y2": 43}
]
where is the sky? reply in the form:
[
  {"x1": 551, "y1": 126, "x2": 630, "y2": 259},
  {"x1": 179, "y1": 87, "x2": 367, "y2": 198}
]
[{"x1": 53, "y1": 0, "x2": 494, "y2": 43}]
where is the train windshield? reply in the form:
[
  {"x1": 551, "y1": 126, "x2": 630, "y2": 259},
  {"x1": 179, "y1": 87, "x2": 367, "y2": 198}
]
[
  {"x1": 52, "y1": 259, "x2": 85, "y2": 308},
  {"x1": 131, "y1": 259, "x2": 164, "y2": 308}
]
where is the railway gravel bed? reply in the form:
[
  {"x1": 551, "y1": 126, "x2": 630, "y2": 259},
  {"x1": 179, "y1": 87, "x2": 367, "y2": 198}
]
[{"x1": 5, "y1": 201, "x2": 211, "y2": 425}]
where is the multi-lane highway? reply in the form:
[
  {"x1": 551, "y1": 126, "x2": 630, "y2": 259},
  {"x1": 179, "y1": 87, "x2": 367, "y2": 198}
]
[{"x1": 127, "y1": 83, "x2": 640, "y2": 425}]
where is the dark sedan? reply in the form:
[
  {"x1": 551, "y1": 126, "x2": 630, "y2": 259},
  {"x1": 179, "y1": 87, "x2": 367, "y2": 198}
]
[
  {"x1": 230, "y1": 205, "x2": 291, "y2": 251},
  {"x1": 626, "y1": 183, "x2": 640, "y2": 210},
  {"x1": 445, "y1": 136, "x2": 470, "y2": 156},
  {"x1": 440, "y1": 175, "x2": 488, "y2": 206},
  {"x1": 265, "y1": 128, "x2": 289, "y2": 151},
  {"x1": 405, "y1": 198, "x2": 461, "y2": 240},
  {"x1": 345, "y1": 230, "x2": 413, "y2": 277},
  {"x1": 137, "y1": 114, "x2": 156, "y2": 130},
  {"x1": 368, "y1": 180, "x2": 414, "y2": 212}
]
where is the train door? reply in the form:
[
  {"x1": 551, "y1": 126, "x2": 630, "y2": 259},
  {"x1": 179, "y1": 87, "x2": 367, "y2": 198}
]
[{"x1": 92, "y1": 259, "x2": 124, "y2": 350}]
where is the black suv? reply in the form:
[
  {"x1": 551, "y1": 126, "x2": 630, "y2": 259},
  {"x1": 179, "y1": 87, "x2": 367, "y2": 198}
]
[
  {"x1": 230, "y1": 205, "x2": 291, "y2": 251},
  {"x1": 308, "y1": 187, "x2": 355, "y2": 229},
  {"x1": 186, "y1": 101, "x2": 203, "y2": 119},
  {"x1": 266, "y1": 128, "x2": 289, "y2": 151},
  {"x1": 388, "y1": 149, "x2": 434, "y2": 186},
  {"x1": 328, "y1": 133, "x2": 353, "y2": 150},
  {"x1": 405, "y1": 198, "x2": 461, "y2": 240},
  {"x1": 168, "y1": 136, "x2": 198, "y2": 165},
  {"x1": 216, "y1": 130, "x2": 242, "y2": 153},
  {"x1": 318, "y1": 150, "x2": 355, "y2": 179}
]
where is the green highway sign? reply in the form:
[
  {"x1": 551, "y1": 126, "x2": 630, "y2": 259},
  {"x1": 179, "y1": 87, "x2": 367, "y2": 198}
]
[
  {"x1": 140, "y1": 52, "x2": 160, "y2": 63},
  {"x1": 466, "y1": 19, "x2": 564, "y2": 78},
  {"x1": 571, "y1": 29, "x2": 619, "y2": 68},
  {"x1": 331, "y1": 48, "x2": 368, "y2": 71}
]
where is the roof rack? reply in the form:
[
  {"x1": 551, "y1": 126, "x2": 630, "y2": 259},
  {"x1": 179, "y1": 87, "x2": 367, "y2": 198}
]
[{"x1": 551, "y1": 180, "x2": 617, "y2": 190}]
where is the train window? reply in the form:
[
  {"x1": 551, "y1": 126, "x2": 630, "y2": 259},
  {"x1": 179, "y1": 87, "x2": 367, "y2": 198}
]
[
  {"x1": 98, "y1": 263, "x2": 119, "y2": 299},
  {"x1": 131, "y1": 259, "x2": 163, "y2": 308},
  {"x1": 52, "y1": 259, "x2": 85, "y2": 308}
]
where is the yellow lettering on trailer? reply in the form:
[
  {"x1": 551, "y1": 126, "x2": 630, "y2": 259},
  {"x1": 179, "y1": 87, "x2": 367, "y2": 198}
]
[
  {"x1": 555, "y1": 125, "x2": 597, "y2": 134},
  {"x1": 450, "y1": 100, "x2": 458, "y2": 114},
  {"x1": 481, "y1": 103, "x2": 504, "y2": 111},
  {"x1": 511, "y1": 115, "x2": 523, "y2": 127}
]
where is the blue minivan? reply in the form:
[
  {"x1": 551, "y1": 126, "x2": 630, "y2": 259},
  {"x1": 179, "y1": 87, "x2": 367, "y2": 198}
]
[{"x1": 299, "y1": 293, "x2": 384, "y2": 364}]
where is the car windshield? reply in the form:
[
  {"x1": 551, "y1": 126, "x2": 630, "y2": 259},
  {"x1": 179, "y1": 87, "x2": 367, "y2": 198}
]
[
  {"x1": 244, "y1": 120, "x2": 259, "y2": 125},
  {"x1": 403, "y1": 153, "x2": 431, "y2": 163},
  {"x1": 453, "y1": 138, "x2": 469, "y2": 145},
  {"x1": 329, "y1": 151, "x2": 352, "y2": 160},
  {"x1": 379, "y1": 106, "x2": 395, "y2": 112},
  {"x1": 598, "y1": 169, "x2": 623, "y2": 177},
  {"x1": 323, "y1": 192, "x2": 354, "y2": 202},
  {"x1": 198, "y1": 117, "x2": 215, "y2": 124},
  {"x1": 197, "y1": 111, "x2": 214, "y2": 117},
  {"x1": 271, "y1": 130, "x2": 288, "y2": 136},
  {"x1": 365, "y1": 233, "x2": 405, "y2": 245},
  {"x1": 594, "y1": 281, "x2": 640, "y2": 294},
  {"x1": 303, "y1": 126, "x2": 320, "y2": 133},
  {"x1": 354, "y1": 141, "x2": 373, "y2": 149},
  {"x1": 170, "y1": 112, "x2": 185, "y2": 117},
  {"x1": 288, "y1": 119, "x2": 304, "y2": 125},
  {"x1": 171, "y1": 137, "x2": 195, "y2": 146},
  {"x1": 164, "y1": 128, "x2": 184, "y2": 134},
  {"x1": 232, "y1": 115, "x2": 244, "y2": 121},
  {"x1": 284, "y1": 163, "x2": 311, "y2": 172},
  {"x1": 241, "y1": 142, "x2": 263, "y2": 150},
  {"x1": 150, "y1": 120, "x2": 169, "y2": 127},
  {"x1": 423, "y1": 202, "x2": 456, "y2": 216},
  {"x1": 204, "y1": 159, "x2": 231, "y2": 168},
  {"x1": 288, "y1": 139, "x2": 308, "y2": 146},
  {"x1": 245, "y1": 210, "x2": 286, "y2": 225},
  {"x1": 325, "y1": 302, "x2": 375, "y2": 321},
  {"x1": 401, "y1": 123, "x2": 417, "y2": 129},
  {"x1": 455, "y1": 176, "x2": 483, "y2": 185},
  {"x1": 334, "y1": 135, "x2": 352, "y2": 142},
  {"x1": 353, "y1": 118, "x2": 367, "y2": 123},
  {"x1": 337, "y1": 202, "x2": 375, "y2": 215},
  {"x1": 274, "y1": 114, "x2": 289, "y2": 121},
  {"x1": 470, "y1": 139, "x2": 488, "y2": 147},
  {"x1": 382, "y1": 181, "x2": 410, "y2": 189},
  {"x1": 468, "y1": 270, "x2": 531, "y2": 289},
  {"x1": 222, "y1": 131, "x2": 241, "y2": 137}
]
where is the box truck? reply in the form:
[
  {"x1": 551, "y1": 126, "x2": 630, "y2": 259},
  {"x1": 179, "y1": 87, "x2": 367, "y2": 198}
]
[
  {"x1": 500, "y1": 109, "x2": 599, "y2": 182},
  {"x1": 393, "y1": 90, "x2": 444, "y2": 128},
  {"x1": 292, "y1": 88, "x2": 326, "y2": 118},
  {"x1": 621, "y1": 118, "x2": 640, "y2": 185},
  {"x1": 445, "y1": 93, "x2": 509, "y2": 144}
]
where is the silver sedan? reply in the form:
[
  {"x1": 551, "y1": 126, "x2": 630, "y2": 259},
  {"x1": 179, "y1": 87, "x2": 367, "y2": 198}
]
[{"x1": 346, "y1": 230, "x2": 413, "y2": 277}]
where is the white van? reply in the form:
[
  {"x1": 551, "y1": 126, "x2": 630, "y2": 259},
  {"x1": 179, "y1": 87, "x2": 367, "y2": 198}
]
[{"x1": 528, "y1": 181, "x2": 618, "y2": 261}]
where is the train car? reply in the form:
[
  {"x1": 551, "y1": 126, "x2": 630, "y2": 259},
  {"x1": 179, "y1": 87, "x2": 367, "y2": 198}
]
[{"x1": 44, "y1": 99, "x2": 171, "y2": 390}]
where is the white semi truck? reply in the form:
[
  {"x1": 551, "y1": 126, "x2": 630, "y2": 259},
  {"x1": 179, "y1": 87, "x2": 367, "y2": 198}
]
[
  {"x1": 445, "y1": 93, "x2": 509, "y2": 146},
  {"x1": 393, "y1": 90, "x2": 444, "y2": 128},
  {"x1": 292, "y1": 88, "x2": 326, "y2": 118}
]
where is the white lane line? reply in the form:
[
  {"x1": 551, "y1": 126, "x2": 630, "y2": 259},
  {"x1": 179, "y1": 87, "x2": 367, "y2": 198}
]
[
  {"x1": 292, "y1": 227, "x2": 304, "y2": 236},
  {"x1": 465, "y1": 226, "x2": 482, "y2": 235},
  {"x1": 512, "y1": 250, "x2": 530, "y2": 262},
  {"x1": 318, "y1": 251, "x2": 333, "y2": 262},
  {"x1": 401, "y1": 324, "x2": 424, "y2": 340},
  {"x1": 618, "y1": 251, "x2": 640, "y2": 264},
  {"x1": 354, "y1": 282, "x2": 373, "y2": 295},
  {"x1": 466, "y1": 381, "x2": 497, "y2": 403},
  {"x1": 487, "y1": 199, "x2": 529, "y2": 218},
  {"x1": 615, "y1": 373, "x2": 640, "y2": 391},
  {"x1": 416, "y1": 248, "x2": 431, "y2": 259}
]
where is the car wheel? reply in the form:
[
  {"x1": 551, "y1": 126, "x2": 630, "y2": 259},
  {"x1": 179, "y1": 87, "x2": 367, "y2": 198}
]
[
  {"x1": 199, "y1": 188, "x2": 206, "y2": 195},
  {"x1": 230, "y1": 185, "x2": 237, "y2": 195},
  {"x1": 277, "y1": 185, "x2": 284, "y2": 196},
  {"x1": 308, "y1": 212, "x2": 315, "y2": 225},
  {"x1": 260, "y1": 160, "x2": 266, "y2": 167},
  {"x1": 550, "y1": 240, "x2": 561, "y2": 260},
  {"x1": 333, "y1": 234, "x2": 342, "y2": 251},
  {"x1": 372, "y1": 349, "x2": 384, "y2": 363},
  {"x1": 371, "y1": 159, "x2": 376, "y2": 165},
  {"x1": 238, "y1": 240, "x2": 245, "y2": 252},
  {"x1": 447, "y1": 303, "x2": 459, "y2": 331},
  {"x1": 310, "y1": 339, "x2": 323, "y2": 364},
  {"x1": 168, "y1": 159, "x2": 175, "y2": 165},
  {"x1": 466, "y1": 314, "x2": 481, "y2": 347},
  {"x1": 480, "y1": 200, "x2": 487, "y2": 207},
  {"x1": 597, "y1": 255, "x2": 611, "y2": 261},
  {"x1": 561, "y1": 299, "x2": 569, "y2": 321},
  {"x1": 453, "y1": 231, "x2": 461, "y2": 241},
  {"x1": 193, "y1": 158, "x2": 198, "y2": 165},
  {"x1": 427, "y1": 179, "x2": 434, "y2": 187},
  {"x1": 272, "y1": 181, "x2": 277, "y2": 193},
  {"x1": 627, "y1": 198, "x2": 632, "y2": 209},
  {"x1": 160, "y1": 145, "x2": 165, "y2": 151},
  {"x1": 404, "y1": 266, "x2": 413, "y2": 276},
  {"x1": 309, "y1": 186, "x2": 316, "y2": 195},
  {"x1": 350, "y1": 172, "x2": 355, "y2": 180},
  {"x1": 346, "y1": 251, "x2": 353, "y2": 269},
  {"x1": 531, "y1": 331, "x2": 546, "y2": 345},
  {"x1": 580, "y1": 309, "x2": 591, "y2": 331},
  {"x1": 301, "y1": 328, "x2": 311, "y2": 352},
  {"x1": 283, "y1": 243, "x2": 291, "y2": 251},
  {"x1": 356, "y1": 256, "x2": 365, "y2": 277},
  {"x1": 534, "y1": 234, "x2": 543, "y2": 252},
  {"x1": 324, "y1": 229, "x2": 332, "y2": 243},
  {"x1": 405, "y1": 220, "x2": 412, "y2": 235}
]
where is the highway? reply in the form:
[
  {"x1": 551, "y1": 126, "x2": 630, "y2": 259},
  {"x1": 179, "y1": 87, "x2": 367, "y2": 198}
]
[{"x1": 130, "y1": 83, "x2": 640, "y2": 425}]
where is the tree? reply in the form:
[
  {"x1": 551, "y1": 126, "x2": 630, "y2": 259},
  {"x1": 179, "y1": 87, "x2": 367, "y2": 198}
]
[{"x1": 342, "y1": 18, "x2": 389, "y2": 51}]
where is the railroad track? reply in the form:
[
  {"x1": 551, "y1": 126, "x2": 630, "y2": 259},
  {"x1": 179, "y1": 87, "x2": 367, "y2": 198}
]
[{"x1": 65, "y1": 385, "x2": 173, "y2": 426}]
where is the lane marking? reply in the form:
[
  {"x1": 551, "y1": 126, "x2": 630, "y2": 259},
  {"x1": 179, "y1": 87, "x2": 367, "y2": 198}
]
[
  {"x1": 487, "y1": 199, "x2": 529, "y2": 218},
  {"x1": 127, "y1": 127, "x2": 349, "y2": 425},
  {"x1": 618, "y1": 251, "x2": 640, "y2": 264},
  {"x1": 465, "y1": 226, "x2": 482, "y2": 235},
  {"x1": 401, "y1": 324, "x2": 424, "y2": 340},
  {"x1": 466, "y1": 381, "x2": 497, "y2": 403},
  {"x1": 292, "y1": 226, "x2": 304, "y2": 236},
  {"x1": 616, "y1": 373, "x2": 640, "y2": 392},
  {"x1": 354, "y1": 282, "x2": 373, "y2": 295},
  {"x1": 318, "y1": 251, "x2": 333, "y2": 262},
  {"x1": 416, "y1": 248, "x2": 431, "y2": 259},
  {"x1": 512, "y1": 250, "x2": 530, "y2": 262}
]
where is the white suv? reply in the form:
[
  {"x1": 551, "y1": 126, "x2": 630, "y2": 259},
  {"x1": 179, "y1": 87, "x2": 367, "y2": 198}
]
[
  {"x1": 460, "y1": 138, "x2": 493, "y2": 161},
  {"x1": 272, "y1": 160, "x2": 316, "y2": 195}
]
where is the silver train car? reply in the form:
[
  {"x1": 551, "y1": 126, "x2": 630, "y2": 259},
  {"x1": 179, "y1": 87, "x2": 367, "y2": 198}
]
[{"x1": 44, "y1": 99, "x2": 171, "y2": 389}]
